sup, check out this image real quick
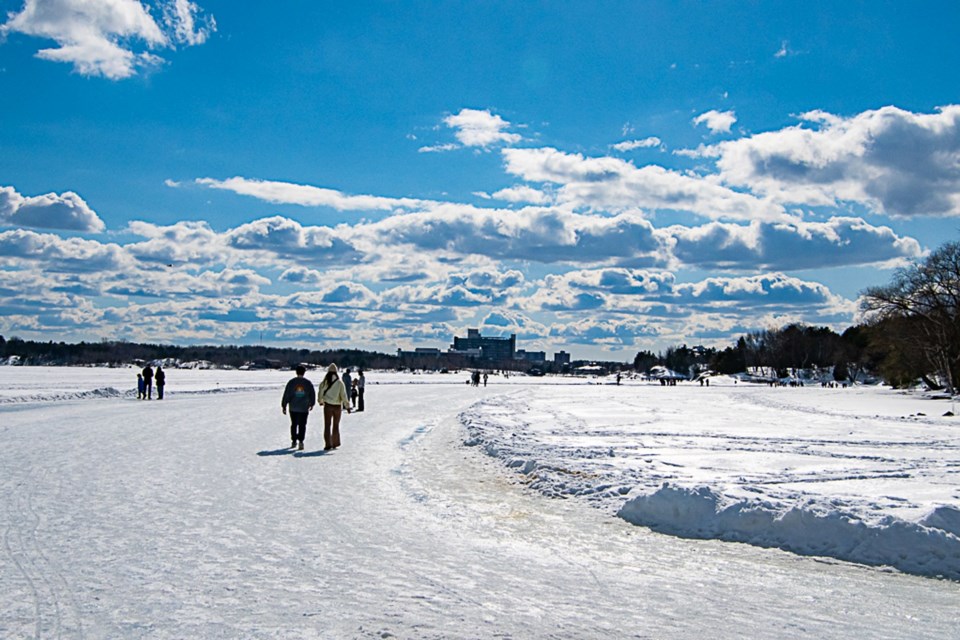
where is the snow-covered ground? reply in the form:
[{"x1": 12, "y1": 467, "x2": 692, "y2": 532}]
[{"x1": 1, "y1": 366, "x2": 958, "y2": 638}]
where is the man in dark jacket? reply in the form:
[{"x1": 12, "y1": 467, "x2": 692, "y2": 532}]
[
  {"x1": 281, "y1": 365, "x2": 316, "y2": 450},
  {"x1": 155, "y1": 365, "x2": 166, "y2": 399},
  {"x1": 142, "y1": 365, "x2": 154, "y2": 399}
]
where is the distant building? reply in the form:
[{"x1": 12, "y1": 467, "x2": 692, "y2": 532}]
[
  {"x1": 554, "y1": 350, "x2": 571, "y2": 366},
  {"x1": 516, "y1": 349, "x2": 546, "y2": 363},
  {"x1": 450, "y1": 328, "x2": 516, "y2": 362}
]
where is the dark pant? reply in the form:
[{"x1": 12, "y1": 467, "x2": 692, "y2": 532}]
[
  {"x1": 323, "y1": 404, "x2": 342, "y2": 449},
  {"x1": 144, "y1": 380, "x2": 152, "y2": 399},
  {"x1": 289, "y1": 411, "x2": 308, "y2": 443},
  {"x1": 157, "y1": 383, "x2": 164, "y2": 400},
  {"x1": 357, "y1": 388, "x2": 364, "y2": 411}
]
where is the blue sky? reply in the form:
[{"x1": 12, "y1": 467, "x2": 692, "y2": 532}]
[{"x1": 1, "y1": 1, "x2": 959, "y2": 362}]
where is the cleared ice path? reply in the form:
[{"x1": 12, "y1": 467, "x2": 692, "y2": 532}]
[{"x1": 1, "y1": 382, "x2": 958, "y2": 638}]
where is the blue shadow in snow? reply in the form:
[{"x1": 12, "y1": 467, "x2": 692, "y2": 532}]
[
  {"x1": 293, "y1": 450, "x2": 330, "y2": 458},
  {"x1": 257, "y1": 448, "x2": 295, "y2": 457}
]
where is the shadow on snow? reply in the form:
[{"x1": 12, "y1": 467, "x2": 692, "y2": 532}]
[{"x1": 256, "y1": 448, "x2": 330, "y2": 458}]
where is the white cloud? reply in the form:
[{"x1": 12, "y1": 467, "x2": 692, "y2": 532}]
[
  {"x1": 278, "y1": 266, "x2": 324, "y2": 284},
  {"x1": 490, "y1": 185, "x2": 553, "y2": 204},
  {"x1": 444, "y1": 108, "x2": 521, "y2": 148},
  {"x1": 502, "y1": 147, "x2": 788, "y2": 222},
  {"x1": 197, "y1": 177, "x2": 428, "y2": 212},
  {"x1": 0, "y1": 228, "x2": 128, "y2": 271},
  {"x1": 668, "y1": 217, "x2": 922, "y2": 270},
  {"x1": 360, "y1": 203, "x2": 666, "y2": 265},
  {"x1": 162, "y1": 0, "x2": 214, "y2": 46},
  {"x1": 2, "y1": 103, "x2": 944, "y2": 353},
  {"x1": 1, "y1": 0, "x2": 214, "y2": 79},
  {"x1": 418, "y1": 143, "x2": 459, "y2": 153},
  {"x1": 612, "y1": 137, "x2": 662, "y2": 152},
  {"x1": 775, "y1": 41, "x2": 789, "y2": 58},
  {"x1": 693, "y1": 109, "x2": 737, "y2": 134},
  {"x1": 704, "y1": 105, "x2": 960, "y2": 217},
  {"x1": 126, "y1": 220, "x2": 226, "y2": 266},
  {"x1": 0, "y1": 186, "x2": 105, "y2": 232}
]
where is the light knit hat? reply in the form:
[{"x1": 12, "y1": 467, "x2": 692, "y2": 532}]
[{"x1": 327, "y1": 363, "x2": 338, "y2": 373}]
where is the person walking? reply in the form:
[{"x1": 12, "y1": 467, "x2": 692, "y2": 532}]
[
  {"x1": 342, "y1": 368, "x2": 353, "y2": 409},
  {"x1": 281, "y1": 365, "x2": 316, "y2": 450},
  {"x1": 356, "y1": 370, "x2": 366, "y2": 412},
  {"x1": 155, "y1": 365, "x2": 166, "y2": 400},
  {"x1": 318, "y1": 364, "x2": 350, "y2": 451},
  {"x1": 142, "y1": 365, "x2": 154, "y2": 399}
]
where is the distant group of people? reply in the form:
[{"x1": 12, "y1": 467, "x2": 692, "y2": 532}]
[
  {"x1": 281, "y1": 365, "x2": 365, "y2": 451},
  {"x1": 136, "y1": 364, "x2": 165, "y2": 400},
  {"x1": 469, "y1": 371, "x2": 488, "y2": 387}
]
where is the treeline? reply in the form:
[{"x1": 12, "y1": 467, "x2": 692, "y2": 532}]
[
  {"x1": 0, "y1": 336, "x2": 399, "y2": 371},
  {"x1": 632, "y1": 324, "x2": 871, "y2": 382},
  {"x1": 633, "y1": 239, "x2": 960, "y2": 394}
]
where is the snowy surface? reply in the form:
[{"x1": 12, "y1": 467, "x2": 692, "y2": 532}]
[
  {"x1": 1, "y1": 366, "x2": 959, "y2": 638},
  {"x1": 461, "y1": 375, "x2": 960, "y2": 579}
]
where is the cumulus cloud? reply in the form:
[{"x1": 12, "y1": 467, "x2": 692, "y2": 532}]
[
  {"x1": 197, "y1": 177, "x2": 428, "y2": 212},
  {"x1": 547, "y1": 316, "x2": 662, "y2": 346},
  {"x1": 554, "y1": 268, "x2": 676, "y2": 295},
  {"x1": 286, "y1": 282, "x2": 378, "y2": 309},
  {"x1": 380, "y1": 268, "x2": 525, "y2": 309},
  {"x1": 502, "y1": 147, "x2": 788, "y2": 222},
  {"x1": 671, "y1": 273, "x2": 842, "y2": 308},
  {"x1": 0, "y1": 186, "x2": 105, "y2": 232},
  {"x1": 2, "y1": 103, "x2": 944, "y2": 354},
  {"x1": 360, "y1": 203, "x2": 665, "y2": 264},
  {"x1": 703, "y1": 105, "x2": 960, "y2": 217},
  {"x1": 669, "y1": 217, "x2": 922, "y2": 270},
  {"x1": 126, "y1": 220, "x2": 224, "y2": 265},
  {"x1": 693, "y1": 110, "x2": 737, "y2": 134},
  {"x1": 278, "y1": 266, "x2": 324, "y2": 284},
  {"x1": 1, "y1": 0, "x2": 214, "y2": 79},
  {"x1": 489, "y1": 185, "x2": 553, "y2": 204},
  {"x1": 225, "y1": 216, "x2": 363, "y2": 265},
  {"x1": 444, "y1": 108, "x2": 521, "y2": 148},
  {"x1": 0, "y1": 229, "x2": 128, "y2": 271}
]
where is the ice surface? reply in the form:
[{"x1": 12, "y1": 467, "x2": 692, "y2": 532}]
[{"x1": 1, "y1": 366, "x2": 958, "y2": 638}]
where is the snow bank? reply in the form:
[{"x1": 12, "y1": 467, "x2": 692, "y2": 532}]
[
  {"x1": 0, "y1": 386, "x2": 127, "y2": 403},
  {"x1": 618, "y1": 484, "x2": 960, "y2": 580},
  {"x1": 460, "y1": 383, "x2": 960, "y2": 581}
]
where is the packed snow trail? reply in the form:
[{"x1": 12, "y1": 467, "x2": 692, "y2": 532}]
[{"x1": 0, "y1": 378, "x2": 958, "y2": 638}]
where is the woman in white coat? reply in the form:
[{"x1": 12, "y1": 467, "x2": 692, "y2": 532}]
[{"x1": 318, "y1": 364, "x2": 351, "y2": 450}]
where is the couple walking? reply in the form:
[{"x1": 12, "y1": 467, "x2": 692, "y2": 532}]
[{"x1": 281, "y1": 364, "x2": 351, "y2": 451}]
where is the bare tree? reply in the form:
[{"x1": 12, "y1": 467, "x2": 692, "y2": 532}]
[{"x1": 861, "y1": 241, "x2": 960, "y2": 393}]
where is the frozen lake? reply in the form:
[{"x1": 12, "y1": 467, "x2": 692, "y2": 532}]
[{"x1": 1, "y1": 366, "x2": 958, "y2": 638}]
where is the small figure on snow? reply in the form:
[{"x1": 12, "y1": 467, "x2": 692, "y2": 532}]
[
  {"x1": 155, "y1": 365, "x2": 166, "y2": 400},
  {"x1": 142, "y1": 365, "x2": 154, "y2": 399},
  {"x1": 137, "y1": 373, "x2": 145, "y2": 399},
  {"x1": 356, "y1": 370, "x2": 366, "y2": 412},
  {"x1": 342, "y1": 368, "x2": 354, "y2": 408}
]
